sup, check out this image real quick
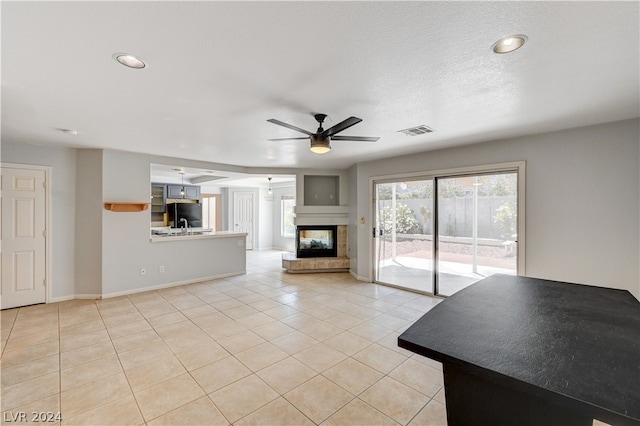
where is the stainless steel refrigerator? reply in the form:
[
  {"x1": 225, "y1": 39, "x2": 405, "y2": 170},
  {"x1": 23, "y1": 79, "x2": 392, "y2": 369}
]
[{"x1": 168, "y1": 203, "x2": 202, "y2": 228}]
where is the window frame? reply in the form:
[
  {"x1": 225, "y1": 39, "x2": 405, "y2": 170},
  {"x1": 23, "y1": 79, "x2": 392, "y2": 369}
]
[{"x1": 281, "y1": 196, "x2": 296, "y2": 238}]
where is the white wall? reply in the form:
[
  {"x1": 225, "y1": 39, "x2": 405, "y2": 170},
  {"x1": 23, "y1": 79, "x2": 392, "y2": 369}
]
[
  {"x1": 2, "y1": 144, "x2": 252, "y2": 299},
  {"x1": 352, "y1": 119, "x2": 640, "y2": 299},
  {"x1": 1, "y1": 141, "x2": 77, "y2": 299},
  {"x1": 5, "y1": 118, "x2": 637, "y2": 300},
  {"x1": 100, "y1": 150, "x2": 247, "y2": 296}
]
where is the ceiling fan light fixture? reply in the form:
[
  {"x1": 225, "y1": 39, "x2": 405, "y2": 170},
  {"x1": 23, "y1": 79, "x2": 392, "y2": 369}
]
[
  {"x1": 310, "y1": 136, "x2": 331, "y2": 154},
  {"x1": 492, "y1": 35, "x2": 528, "y2": 54},
  {"x1": 267, "y1": 113, "x2": 377, "y2": 153}
]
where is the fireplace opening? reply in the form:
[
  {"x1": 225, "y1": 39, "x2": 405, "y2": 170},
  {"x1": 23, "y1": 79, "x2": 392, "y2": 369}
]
[{"x1": 296, "y1": 225, "x2": 338, "y2": 258}]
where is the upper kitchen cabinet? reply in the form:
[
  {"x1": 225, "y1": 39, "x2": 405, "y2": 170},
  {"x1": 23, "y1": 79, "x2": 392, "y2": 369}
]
[
  {"x1": 167, "y1": 184, "x2": 200, "y2": 200},
  {"x1": 151, "y1": 183, "x2": 167, "y2": 213}
]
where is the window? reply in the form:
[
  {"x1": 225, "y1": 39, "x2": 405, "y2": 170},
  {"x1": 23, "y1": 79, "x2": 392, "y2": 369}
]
[{"x1": 281, "y1": 196, "x2": 296, "y2": 238}]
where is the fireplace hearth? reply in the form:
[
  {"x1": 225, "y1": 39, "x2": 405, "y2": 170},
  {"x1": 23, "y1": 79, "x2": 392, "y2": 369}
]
[{"x1": 296, "y1": 225, "x2": 338, "y2": 258}]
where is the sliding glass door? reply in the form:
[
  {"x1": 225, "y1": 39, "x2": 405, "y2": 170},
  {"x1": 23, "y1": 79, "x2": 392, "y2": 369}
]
[
  {"x1": 374, "y1": 179, "x2": 434, "y2": 293},
  {"x1": 435, "y1": 172, "x2": 518, "y2": 296},
  {"x1": 374, "y1": 166, "x2": 521, "y2": 296}
]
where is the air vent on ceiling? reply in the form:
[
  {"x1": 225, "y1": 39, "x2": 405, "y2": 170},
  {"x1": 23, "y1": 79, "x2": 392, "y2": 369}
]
[{"x1": 397, "y1": 125, "x2": 435, "y2": 136}]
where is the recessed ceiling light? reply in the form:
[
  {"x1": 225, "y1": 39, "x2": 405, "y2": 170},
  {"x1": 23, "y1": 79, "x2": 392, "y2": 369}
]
[
  {"x1": 492, "y1": 35, "x2": 528, "y2": 54},
  {"x1": 112, "y1": 53, "x2": 146, "y2": 69}
]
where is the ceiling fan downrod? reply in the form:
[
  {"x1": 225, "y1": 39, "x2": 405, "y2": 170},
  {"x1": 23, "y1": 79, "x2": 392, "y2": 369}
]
[{"x1": 314, "y1": 113, "x2": 327, "y2": 133}]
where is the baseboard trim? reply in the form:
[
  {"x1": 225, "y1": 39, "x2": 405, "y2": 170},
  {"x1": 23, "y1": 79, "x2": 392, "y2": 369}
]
[
  {"x1": 48, "y1": 293, "x2": 102, "y2": 303},
  {"x1": 350, "y1": 270, "x2": 371, "y2": 282},
  {"x1": 100, "y1": 271, "x2": 246, "y2": 299},
  {"x1": 46, "y1": 271, "x2": 246, "y2": 302}
]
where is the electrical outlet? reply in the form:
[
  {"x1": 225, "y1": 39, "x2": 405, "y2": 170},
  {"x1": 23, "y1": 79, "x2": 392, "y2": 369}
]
[
  {"x1": 159, "y1": 265, "x2": 165, "y2": 273},
  {"x1": 140, "y1": 268, "x2": 146, "y2": 276}
]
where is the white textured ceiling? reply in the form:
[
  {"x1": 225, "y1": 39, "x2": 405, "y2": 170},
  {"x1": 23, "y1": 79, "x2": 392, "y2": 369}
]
[{"x1": 2, "y1": 2, "x2": 639, "y2": 169}]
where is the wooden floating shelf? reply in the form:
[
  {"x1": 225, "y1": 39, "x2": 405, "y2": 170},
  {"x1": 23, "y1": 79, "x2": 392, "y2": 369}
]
[{"x1": 104, "y1": 202, "x2": 149, "y2": 212}]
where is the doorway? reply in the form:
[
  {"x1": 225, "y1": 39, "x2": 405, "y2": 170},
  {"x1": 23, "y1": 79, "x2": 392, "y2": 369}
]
[
  {"x1": 373, "y1": 163, "x2": 524, "y2": 296},
  {"x1": 202, "y1": 194, "x2": 222, "y2": 231},
  {"x1": 1, "y1": 164, "x2": 50, "y2": 309}
]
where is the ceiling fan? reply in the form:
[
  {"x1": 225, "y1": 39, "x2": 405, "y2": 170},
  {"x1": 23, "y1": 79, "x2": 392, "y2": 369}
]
[{"x1": 267, "y1": 113, "x2": 379, "y2": 154}]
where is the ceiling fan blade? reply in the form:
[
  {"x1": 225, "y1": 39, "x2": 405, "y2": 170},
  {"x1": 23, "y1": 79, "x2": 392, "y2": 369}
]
[
  {"x1": 331, "y1": 135, "x2": 380, "y2": 142},
  {"x1": 267, "y1": 137, "x2": 309, "y2": 141},
  {"x1": 321, "y1": 116, "x2": 362, "y2": 137},
  {"x1": 267, "y1": 119, "x2": 313, "y2": 136}
]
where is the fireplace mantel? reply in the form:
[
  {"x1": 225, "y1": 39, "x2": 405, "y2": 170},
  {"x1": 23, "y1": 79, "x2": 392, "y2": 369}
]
[{"x1": 294, "y1": 205, "x2": 348, "y2": 226}]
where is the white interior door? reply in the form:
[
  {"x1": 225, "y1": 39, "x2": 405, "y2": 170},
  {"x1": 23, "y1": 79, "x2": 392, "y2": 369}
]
[
  {"x1": 1, "y1": 166, "x2": 47, "y2": 309},
  {"x1": 234, "y1": 192, "x2": 254, "y2": 250}
]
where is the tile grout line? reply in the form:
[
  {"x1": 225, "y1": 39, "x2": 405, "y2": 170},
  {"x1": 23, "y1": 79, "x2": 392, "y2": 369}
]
[
  {"x1": 154, "y1": 286, "x2": 235, "y2": 425},
  {"x1": 96, "y1": 296, "x2": 147, "y2": 424}
]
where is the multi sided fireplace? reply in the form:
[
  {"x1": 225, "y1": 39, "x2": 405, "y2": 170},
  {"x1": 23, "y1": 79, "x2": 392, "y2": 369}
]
[{"x1": 296, "y1": 225, "x2": 338, "y2": 258}]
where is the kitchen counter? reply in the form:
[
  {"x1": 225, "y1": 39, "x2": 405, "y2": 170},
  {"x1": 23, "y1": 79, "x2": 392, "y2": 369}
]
[
  {"x1": 398, "y1": 275, "x2": 640, "y2": 426},
  {"x1": 150, "y1": 229, "x2": 247, "y2": 242}
]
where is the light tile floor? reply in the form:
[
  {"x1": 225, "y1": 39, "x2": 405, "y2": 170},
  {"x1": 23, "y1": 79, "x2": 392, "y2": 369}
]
[
  {"x1": 1, "y1": 250, "x2": 610, "y2": 426},
  {"x1": 1, "y1": 251, "x2": 445, "y2": 425}
]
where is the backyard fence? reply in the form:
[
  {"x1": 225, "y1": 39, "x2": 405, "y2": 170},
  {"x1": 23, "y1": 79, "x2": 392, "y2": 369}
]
[{"x1": 378, "y1": 195, "x2": 516, "y2": 241}]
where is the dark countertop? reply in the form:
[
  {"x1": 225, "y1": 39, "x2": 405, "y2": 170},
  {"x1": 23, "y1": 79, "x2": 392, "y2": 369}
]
[{"x1": 398, "y1": 274, "x2": 640, "y2": 425}]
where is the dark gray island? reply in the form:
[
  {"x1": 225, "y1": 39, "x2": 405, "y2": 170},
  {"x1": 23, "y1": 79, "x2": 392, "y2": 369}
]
[{"x1": 398, "y1": 274, "x2": 640, "y2": 426}]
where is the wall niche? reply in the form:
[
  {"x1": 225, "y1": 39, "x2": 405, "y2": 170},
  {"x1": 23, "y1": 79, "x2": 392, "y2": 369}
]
[{"x1": 304, "y1": 175, "x2": 339, "y2": 206}]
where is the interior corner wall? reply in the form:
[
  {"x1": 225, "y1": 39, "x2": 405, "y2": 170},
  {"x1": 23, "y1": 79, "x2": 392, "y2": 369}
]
[
  {"x1": 1, "y1": 141, "x2": 77, "y2": 300},
  {"x1": 347, "y1": 164, "x2": 359, "y2": 274},
  {"x1": 101, "y1": 149, "x2": 157, "y2": 295},
  {"x1": 75, "y1": 149, "x2": 103, "y2": 297},
  {"x1": 353, "y1": 119, "x2": 640, "y2": 300},
  {"x1": 220, "y1": 188, "x2": 230, "y2": 231},
  {"x1": 258, "y1": 187, "x2": 274, "y2": 250}
]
